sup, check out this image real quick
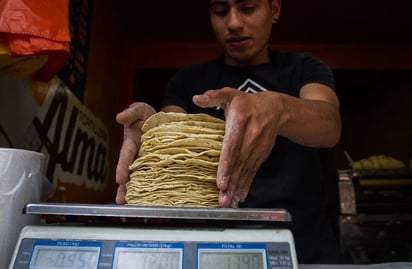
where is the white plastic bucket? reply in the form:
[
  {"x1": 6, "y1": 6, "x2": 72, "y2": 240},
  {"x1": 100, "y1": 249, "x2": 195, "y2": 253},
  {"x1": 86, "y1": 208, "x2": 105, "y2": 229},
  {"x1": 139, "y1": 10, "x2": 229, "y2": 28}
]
[{"x1": 0, "y1": 148, "x2": 52, "y2": 268}]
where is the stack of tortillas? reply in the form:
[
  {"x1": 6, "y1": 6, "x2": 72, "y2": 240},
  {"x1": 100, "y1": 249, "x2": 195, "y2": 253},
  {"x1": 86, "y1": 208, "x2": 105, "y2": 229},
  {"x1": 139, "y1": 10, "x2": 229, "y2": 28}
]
[{"x1": 125, "y1": 112, "x2": 225, "y2": 207}]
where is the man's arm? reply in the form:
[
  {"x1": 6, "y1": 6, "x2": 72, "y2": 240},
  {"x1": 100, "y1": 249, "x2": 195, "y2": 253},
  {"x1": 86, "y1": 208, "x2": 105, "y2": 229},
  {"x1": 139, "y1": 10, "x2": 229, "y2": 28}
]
[
  {"x1": 115, "y1": 102, "x2": 156, "y2": 204},
  {"x1": 278, "y1": 82, "x2": 341, "y2": 147},
  {"x1": 193, "y1": 84, "x2": 341, "y2": 208}
]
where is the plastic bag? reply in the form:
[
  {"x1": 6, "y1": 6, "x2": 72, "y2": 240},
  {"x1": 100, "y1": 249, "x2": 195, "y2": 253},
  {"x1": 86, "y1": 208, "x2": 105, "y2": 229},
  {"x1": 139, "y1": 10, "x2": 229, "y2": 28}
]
[{"x1": 0, "y1": 0, "x2": 70, "y2": 81}]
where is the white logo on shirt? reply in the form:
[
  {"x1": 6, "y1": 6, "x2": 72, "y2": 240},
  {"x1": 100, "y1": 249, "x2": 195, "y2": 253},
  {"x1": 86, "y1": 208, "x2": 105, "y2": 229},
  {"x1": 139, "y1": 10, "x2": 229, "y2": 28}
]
[{"x1": 238, "y1": 78, "x2": 268, "y2": 93}]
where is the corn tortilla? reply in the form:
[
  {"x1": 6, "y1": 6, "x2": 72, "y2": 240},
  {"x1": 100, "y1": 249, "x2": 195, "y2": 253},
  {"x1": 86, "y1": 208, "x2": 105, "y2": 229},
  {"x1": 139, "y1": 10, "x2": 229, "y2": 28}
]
[{"x1": 126, "y1": 112, "x2": 225, "y2": 207}]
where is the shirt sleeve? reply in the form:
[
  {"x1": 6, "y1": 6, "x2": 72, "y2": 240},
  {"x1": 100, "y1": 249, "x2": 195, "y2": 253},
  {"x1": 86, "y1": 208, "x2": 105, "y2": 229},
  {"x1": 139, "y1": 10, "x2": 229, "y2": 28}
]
[{"x1": 301, "y1": 54, "x2": 335, "y2": 90}]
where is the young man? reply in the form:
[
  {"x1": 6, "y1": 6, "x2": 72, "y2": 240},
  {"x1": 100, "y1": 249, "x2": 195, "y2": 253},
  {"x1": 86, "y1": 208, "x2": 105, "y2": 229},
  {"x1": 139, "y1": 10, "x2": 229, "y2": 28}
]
[{"x1": 116, "y1": 0, "x2": 343, "y2": 264}]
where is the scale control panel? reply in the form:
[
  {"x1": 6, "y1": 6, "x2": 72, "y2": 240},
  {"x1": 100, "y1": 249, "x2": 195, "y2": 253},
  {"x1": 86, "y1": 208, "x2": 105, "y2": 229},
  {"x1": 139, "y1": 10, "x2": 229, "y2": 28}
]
[{"x1": 10, "y1": 225, "x2": 298, "y2": 269}]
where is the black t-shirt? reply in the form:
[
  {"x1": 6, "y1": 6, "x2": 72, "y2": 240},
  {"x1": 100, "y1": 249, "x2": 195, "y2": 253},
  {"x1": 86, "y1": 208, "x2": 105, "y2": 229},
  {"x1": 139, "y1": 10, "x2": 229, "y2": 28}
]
[{"x1": 162, "y1": 50, "x2": 343, "y2": 264}]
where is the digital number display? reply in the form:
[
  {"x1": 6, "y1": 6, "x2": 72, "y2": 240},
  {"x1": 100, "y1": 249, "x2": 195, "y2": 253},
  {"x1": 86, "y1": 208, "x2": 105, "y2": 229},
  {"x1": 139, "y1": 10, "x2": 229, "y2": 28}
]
[
  {"x1": 29, "y1": 242, "x2": 100, "y2": 269},
  {"x1": 113, "y1": 243, "x2": 183, "y2": 269},
  {"x1": 198, "y1": 244, "x2": 267, "y2": 269},
  {"x1": 199, "y1": 252, "x2": 265, "y2": 269}
]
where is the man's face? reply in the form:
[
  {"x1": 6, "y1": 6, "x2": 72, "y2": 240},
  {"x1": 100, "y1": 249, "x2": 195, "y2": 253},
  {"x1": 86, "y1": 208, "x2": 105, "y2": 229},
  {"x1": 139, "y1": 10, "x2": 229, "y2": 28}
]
[{"x1": 210, "y1": 0, "x2": 281, "y2": 66}]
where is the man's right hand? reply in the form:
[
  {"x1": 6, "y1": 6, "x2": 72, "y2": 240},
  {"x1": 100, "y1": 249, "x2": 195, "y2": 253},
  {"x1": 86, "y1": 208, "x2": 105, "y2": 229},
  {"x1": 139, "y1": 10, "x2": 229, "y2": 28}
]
[{"x1": 115, "y1": 102, "x2": 156, "y2": 204}]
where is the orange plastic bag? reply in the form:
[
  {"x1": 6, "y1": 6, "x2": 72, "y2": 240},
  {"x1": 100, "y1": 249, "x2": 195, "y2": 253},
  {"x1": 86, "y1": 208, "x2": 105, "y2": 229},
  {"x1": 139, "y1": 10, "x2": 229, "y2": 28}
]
[{"x1": 0, "y1": 0, "x2": 70, "y2": 81}]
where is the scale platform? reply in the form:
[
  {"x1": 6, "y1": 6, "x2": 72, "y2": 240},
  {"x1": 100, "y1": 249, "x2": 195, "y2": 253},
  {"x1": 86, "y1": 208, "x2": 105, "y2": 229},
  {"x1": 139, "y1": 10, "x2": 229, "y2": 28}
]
[
  {"x1": 10, "y1": 203, "x2": 298, "y2": 269},
  {"x1": 22, "y1": 202, "x2": 292, "y2": 222}
]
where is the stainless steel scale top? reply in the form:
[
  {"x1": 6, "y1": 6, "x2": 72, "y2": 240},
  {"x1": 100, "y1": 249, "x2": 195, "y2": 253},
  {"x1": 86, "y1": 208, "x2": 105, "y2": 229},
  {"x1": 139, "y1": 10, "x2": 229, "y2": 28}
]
[{"x1": 23, "y1": 203, "x2": 291, "y2": 222}]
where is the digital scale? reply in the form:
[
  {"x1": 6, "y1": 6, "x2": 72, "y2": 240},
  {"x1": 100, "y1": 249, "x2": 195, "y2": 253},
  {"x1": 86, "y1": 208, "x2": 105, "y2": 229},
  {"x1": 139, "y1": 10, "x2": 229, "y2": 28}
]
[{"x1": 9, "y1": 203, "x2": 299, "y2": 269}]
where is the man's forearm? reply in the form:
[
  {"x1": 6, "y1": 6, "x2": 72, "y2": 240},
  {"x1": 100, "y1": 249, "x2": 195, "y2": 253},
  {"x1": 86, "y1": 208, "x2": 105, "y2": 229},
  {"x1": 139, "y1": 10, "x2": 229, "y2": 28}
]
[{"x1": 277, "y1": 93, "x2": 341, "y2": 148}]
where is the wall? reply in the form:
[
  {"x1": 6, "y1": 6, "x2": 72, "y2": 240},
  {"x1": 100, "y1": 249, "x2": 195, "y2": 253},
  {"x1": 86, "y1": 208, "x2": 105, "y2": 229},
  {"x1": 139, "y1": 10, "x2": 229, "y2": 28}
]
[
  {"x1": 335, "y1": 70, "x2": 412, "y2": 166},
  {"x1": 78, "y1": 0, "x2": 129, "y2": 203}
]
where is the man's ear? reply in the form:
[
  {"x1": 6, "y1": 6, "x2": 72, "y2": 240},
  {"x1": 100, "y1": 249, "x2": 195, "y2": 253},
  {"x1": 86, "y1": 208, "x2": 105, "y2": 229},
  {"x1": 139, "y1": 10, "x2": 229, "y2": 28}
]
[{"x1": 271, "y1": 0, "x2": 282, "y2": 23}]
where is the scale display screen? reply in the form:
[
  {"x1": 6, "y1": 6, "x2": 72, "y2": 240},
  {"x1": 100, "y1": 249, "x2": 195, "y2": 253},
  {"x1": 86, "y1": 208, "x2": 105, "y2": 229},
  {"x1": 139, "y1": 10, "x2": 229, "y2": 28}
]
[
  {"x1": 113, "y1": 242, "x2": 184, "y2": 269},
  {"x1": 29, "y1": 240, "x2": 101, "y2": 269},
  {"x1": 197, "y1": 243, "x2": 267, "y2": 269},
  {"x1": 10, "y1": 226, "x2": 297, "y2": 269}
]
